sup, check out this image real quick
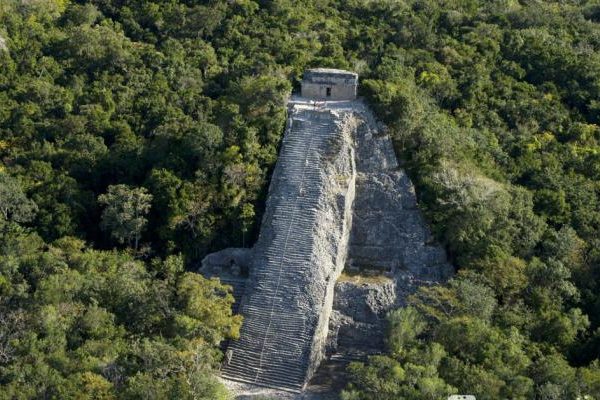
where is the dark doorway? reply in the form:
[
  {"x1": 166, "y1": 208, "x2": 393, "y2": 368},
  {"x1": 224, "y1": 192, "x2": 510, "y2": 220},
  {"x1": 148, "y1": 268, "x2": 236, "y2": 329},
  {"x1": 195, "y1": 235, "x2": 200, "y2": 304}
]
[{"x1": 326, "y1": 87, "x2": 332, "y2": 97}]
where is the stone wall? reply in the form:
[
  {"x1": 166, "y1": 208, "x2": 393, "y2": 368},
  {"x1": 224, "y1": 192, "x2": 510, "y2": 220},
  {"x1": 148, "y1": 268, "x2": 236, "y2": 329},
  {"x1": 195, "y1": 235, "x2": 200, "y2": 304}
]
[
  {"x1": 348, "y1": 104, "x2": 452, "y2": 284},
  {"x1": 301, "y1": 69, "x2": 358, "y2": 100},
  {"x1": 301, "y1": 82, "x2": 356, "y2": 101}
]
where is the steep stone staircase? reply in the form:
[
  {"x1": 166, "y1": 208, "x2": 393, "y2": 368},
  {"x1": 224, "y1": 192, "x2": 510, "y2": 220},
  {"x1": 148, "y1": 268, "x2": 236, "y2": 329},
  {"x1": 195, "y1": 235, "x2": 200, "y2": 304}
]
[{"x1": 220, "y1": 107, "x2": 351, "y2": 392}]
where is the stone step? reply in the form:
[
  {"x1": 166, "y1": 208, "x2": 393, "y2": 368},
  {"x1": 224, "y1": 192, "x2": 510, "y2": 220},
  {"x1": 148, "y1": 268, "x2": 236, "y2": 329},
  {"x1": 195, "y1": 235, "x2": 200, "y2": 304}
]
[
  {"x1": 244, "y1": 287, "x2": 303, "y2": 298},
  {"x1": 264, "y1": 252, "x2": 311, "y2": 264},
  {"x1": 240, "y1": 322, "x2": 309, "y2": 336},
  {"x1": 275, "y1": 172, "x2": 322, "y2": 181},
  {"x1": 240, "y1": 307, "x2": 307, "y2": 319},
  {"x1": 221, "y1": 370, "x2": 304, "y2": 393},
  {"x1": 278, "y1": 238, "x2": 317, "y2": 248},
  {"x1": 254, "y1": 369, "x2": 305, "y2": 388},
  {"x1": 272, "y1": 254, "x2": 312, "y2": 264},
  {"x1": 222, "y1": 368, "x2": 303, "y2": 393},
  {"x1": 228, "y1": 346, "x2": 308, "y2": 363},
  {"x1": 272, "y1": 199, "x2": 320, "y2": 208},
  {"x1": 329, "y1": 352, "x2": 368, "y2": 363},
  {"x1": 225, "y1": 357, "x2": 306, "y2": 381},
  {"x1": 261, "y1": 244, "x2": 313, "y2": 256}
]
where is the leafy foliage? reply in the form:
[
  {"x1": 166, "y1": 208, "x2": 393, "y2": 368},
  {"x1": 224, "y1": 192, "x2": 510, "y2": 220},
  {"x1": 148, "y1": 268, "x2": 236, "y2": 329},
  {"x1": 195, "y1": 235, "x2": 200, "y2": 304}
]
[
  {"x1": 0, "y1": 234, "x2": 240, "y2": 399},
  {"x1": 98, "y1": 184, "x2": 152, "y2": 251}
]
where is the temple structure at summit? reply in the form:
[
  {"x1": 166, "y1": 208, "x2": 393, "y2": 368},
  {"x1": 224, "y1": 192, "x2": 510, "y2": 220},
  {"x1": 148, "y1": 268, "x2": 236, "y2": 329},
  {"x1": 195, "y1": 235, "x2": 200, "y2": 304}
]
[{"x1": 301, "y1": 68, "x2": 358, "y2": 100}]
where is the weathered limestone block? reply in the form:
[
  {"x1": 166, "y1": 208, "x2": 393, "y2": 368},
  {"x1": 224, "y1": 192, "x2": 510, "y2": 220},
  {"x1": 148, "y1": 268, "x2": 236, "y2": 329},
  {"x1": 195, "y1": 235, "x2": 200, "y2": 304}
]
[
  {"x1": 334, "y1": 281, "x2": 396, "y2": 323},
  {"x1": 352, "y1": 172, "x2": 417, "y2": 210},
  {"x1": 346, "y1": 104, "x2": 453, "y2": 281}
]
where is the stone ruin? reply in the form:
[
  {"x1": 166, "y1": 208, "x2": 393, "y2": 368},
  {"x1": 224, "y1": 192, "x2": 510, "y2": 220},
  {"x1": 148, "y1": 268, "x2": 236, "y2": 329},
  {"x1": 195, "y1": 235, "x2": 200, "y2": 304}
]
[
  {"x1": 301, "y1": 68, "x2": 358, "y2": 101},
  {"x1": 199, "y1": 71, "x2": 453, "y2": 398}
]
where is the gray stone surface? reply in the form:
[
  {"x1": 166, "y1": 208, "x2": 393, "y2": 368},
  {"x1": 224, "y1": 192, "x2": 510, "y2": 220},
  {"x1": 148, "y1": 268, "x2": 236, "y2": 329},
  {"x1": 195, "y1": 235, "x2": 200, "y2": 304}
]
[
  {"x1": 327, "y1": 280, "x2": 396, "y2": 354},
  {"x1": 347, "y1": 103, "x2": 452, "y2": 281},
  {"x1": 222, "y1": 379, "x2": 338, "y2": 400},
  {"x1": 202, "y1": 97, "x2": 453, "y2": 398},
  {"x1": 200, "y1": 248, "x2": 253, "y2": 314}
]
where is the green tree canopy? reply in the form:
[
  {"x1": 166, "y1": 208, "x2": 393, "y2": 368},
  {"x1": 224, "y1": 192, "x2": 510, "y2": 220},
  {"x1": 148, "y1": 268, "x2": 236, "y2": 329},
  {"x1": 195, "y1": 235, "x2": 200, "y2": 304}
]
[{"x1": 98, "y1": 184, "x2": 152, "y2": 251}]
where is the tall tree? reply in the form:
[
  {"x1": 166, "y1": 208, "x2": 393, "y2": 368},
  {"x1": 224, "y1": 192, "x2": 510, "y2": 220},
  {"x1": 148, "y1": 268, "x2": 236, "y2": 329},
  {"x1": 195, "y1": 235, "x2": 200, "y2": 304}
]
[{"x1": 98, "y1": 185, "x2": 152, "y2": 251}]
